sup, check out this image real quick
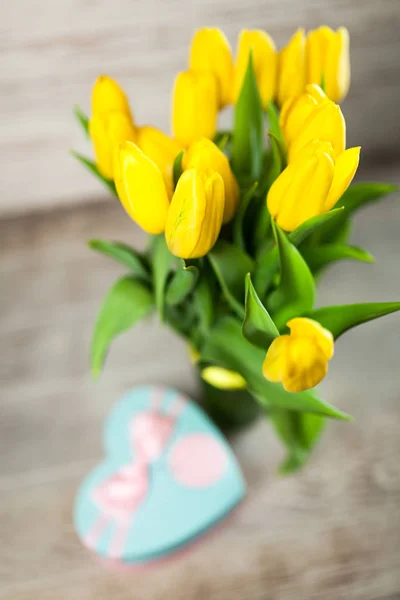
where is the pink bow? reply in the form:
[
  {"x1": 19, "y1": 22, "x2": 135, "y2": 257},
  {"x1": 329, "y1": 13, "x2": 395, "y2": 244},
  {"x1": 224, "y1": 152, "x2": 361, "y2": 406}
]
[{"x1": 85, "y1": 391, "x2": 185, "y2": 558}]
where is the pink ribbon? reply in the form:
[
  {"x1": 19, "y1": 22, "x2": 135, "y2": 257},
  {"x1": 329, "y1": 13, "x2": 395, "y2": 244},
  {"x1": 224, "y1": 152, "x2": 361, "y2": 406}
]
[{"x1": 85, "y1": 390, "x2": 185, "y2": 558}]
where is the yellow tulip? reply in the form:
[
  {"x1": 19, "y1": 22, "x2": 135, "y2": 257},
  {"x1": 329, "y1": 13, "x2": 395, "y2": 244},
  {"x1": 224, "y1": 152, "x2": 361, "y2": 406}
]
[
  {"x1": 306, "y1": 26, "x2": 350, "y2": 103},
  {"x1": 184, "y1": 138, "x2": 239, "y2": 223},
  {"x1": 113, "y1": 141, "x2": 170, "y2": 234},
  {"x1": 189, "y1": 28, "x2": 234, "y2": 108},
  {"x1": 276, "y1": 29, "x2": 306, "y2": 106},
  {"x1": 280, "y1": 83, "x2": 327, "y2": 147},
  {"x1": 165, "y1": 168, "x2": 225, "y2": 258},
  {"x1": 91, "y1": 75, "x2": 133, "y2": 120},
  {"x1": 263, "y1": 317, "x2": 334, "y2": 392},
  {"x1": 233, "y1": 29, "x2": 277, "y2": 107},
  {"x1": 89, "y1": 112, "x2": 136, "y2": 179},
  {"x1": 136, "y1": 126, "x2": 182, "y2": 198},
  {"x1": 267, "y1": 139, "x2": 360, "y2": 231},
  {"x1": 201, "y1": 366, "x2": 247, "y2": 390},
  {"x1": 172, "y1": 69, "x2": 219, "y2": 147},
  {"x1": 286, "y1": 95, "x2": 346, "y2": 163}
]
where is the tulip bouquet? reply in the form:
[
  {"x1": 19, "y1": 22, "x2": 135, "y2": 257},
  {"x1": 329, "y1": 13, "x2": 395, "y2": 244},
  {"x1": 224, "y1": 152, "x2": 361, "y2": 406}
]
[{"x1": 72, "y1": 27, "x2": 399, "y2": 472}]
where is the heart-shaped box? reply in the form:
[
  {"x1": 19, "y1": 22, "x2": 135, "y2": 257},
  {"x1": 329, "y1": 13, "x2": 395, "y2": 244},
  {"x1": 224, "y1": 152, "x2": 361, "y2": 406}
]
[{"x1": 74, "y1": 386, "x2": 246, "y2": 566}]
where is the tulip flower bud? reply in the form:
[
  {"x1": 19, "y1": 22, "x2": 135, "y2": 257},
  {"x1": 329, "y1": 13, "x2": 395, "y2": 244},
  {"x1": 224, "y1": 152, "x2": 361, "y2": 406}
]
[
  {"x1": 287, "y1": 97, "x2": 346, "y2": 162},
  {"x1": 184, "y1": 138, "x2": 239, "y2": 223},
  {"x1": 277, "y1": 29, "x2": 306, "y2": 106},
  {"x1": 113, "y1": 141, "x2": 170, "y2": 234},
  {"x1": 165, "y1": 168, "x2": 225, "y2": 258},
  {"x1": 233, "y1": 29, "x2": 277, "y2": 107},
  {"x1": 89, "y1": 112, "x2": 136, "y2": 179},
  {"x1": 189, "y1": 28, "x2": 234, "y2": 108},
  {"x1": 306, "y1": 26, "x2": 350, "y2": 103},
  {"x1": 92, "y1": 75, "x2": 133, "y2": 121},
  {"x1": 263, "y1": 317, "x2": 334, "y2": 392},
  {"x1": 267, "y1": 139, "x2": 360, "y2": 231},
  {"x1": 136, "y1": 126, "x2": 182, "y2": 198},
  {"x1": 172, "y1": 70, "x2": 219, "y2": 147},
  {"x1": 280, "y1": 84, "x2": 327, "y2": 147}
]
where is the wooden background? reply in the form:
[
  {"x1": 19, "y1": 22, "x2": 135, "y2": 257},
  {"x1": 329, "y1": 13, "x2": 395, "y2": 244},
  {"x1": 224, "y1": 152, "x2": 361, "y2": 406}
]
[{"x1": 1, "y1": 0, "x2": 400, "y2": 216}]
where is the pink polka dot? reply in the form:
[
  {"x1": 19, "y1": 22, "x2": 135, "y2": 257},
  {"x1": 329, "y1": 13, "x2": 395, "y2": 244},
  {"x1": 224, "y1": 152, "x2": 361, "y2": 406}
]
[{"x1": 168, "y1": 434, "x2": 227, "y2": 488}]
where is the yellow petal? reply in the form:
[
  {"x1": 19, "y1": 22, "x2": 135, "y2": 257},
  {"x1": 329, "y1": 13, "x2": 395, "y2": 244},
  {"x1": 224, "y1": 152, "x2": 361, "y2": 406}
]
[
  {"x1": 287, "y1": 317, "x2": 334, "y2": 360},
  {"x1": 306, "y1": 26, "x2": 335, "y2": 89},
  {"x1": 263, "y1": 327, "x2": 332, "y2": 392},
  {"x1": 165, "y1": 168, "x2": 224, "y2": 258},
  {"x1": 91, "y1": 75, "x2": 133, "y2": 121},
  {"x1": 201, "y1": 366, "x2": 247, "y2": 390},
  {"x1": 189, "y1": 28, "x2": 234, "y2": 108},
  {"x1": 267, "y1": 144, "x2": 335, "y2": 231},
  {"x1": 306, "y1": 83, "x2": 327, "y2": 103},
  {"x1": 325, "y1": 27, "x2": 350, "y2": 103},
  {"x1": 233, "y1": 29, "x2": 277, "y2": 107},
  {"x1": 283, "y1": 336, "x2": 328, "y2": 392},
  {"x1": 279, "y1": 96, "x2": 297, "y2": 132},
  {"x1": 262, "y1": 336, "x2": 291, "y2": 383},
  {"x1": 172, "y1": 70, "x2": 219, "y2": 146},
  {"x1": 136, "y1": 126, "x2": 182, "y2": 199},
  {"x1": 292, "y1": 138, "x2": 335, "y2": 162},
  {"x1": 281, "y1": 92, "x2": 320, "y2": 147},
  {"x1": 89, "y1": 112, "x2": 136, "y2": 179},
  {"x1": 280, "y1": 84, "x2": 327, "y2": 146},
  {"x1": 185, "y1": 138, "x2": 239, "y2": 223},
  {"x1": 288, "y1": 100, "x2": 346, "y2": 162},
  {"x1": 277, "y1": 29, "x2": 306, "y2": 106},
  {"x1": 324, "y1": 146, "x2": 361, "y2": 211},
  {"x1": 113, "y1": 141, "x2": 170, "y2": 234}
]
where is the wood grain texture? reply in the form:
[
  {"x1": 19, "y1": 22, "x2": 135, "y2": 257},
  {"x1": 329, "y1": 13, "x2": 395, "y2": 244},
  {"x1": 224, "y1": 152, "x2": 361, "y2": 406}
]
[
  {"x1": 1, "y1": 163, "x2": 400, "y2": 598},
  {"x1": 1, "y1": 0, "x2": 400, "y2": 216}
]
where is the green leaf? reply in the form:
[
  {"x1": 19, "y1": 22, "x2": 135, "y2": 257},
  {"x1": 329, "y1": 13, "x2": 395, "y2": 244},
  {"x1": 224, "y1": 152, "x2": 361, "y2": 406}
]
[
  {"x1": 253, "y1": 210, "x2": 346, "y2": 300},
  {"x1": 91, "y1": 276, "x2": 153, "y2": 378},
  {"x1": 233, "y1": 182, "x2": 259, "y2": 250},
  {"x1": 173, "y1": 150, "x2": 184, "y2": 188},
  {"x1": 152, "y1": 234, "x2": 175, "y2": 321},
  {"x1": 289, "y1": 208, "x2": 345, "y2": 246},
  {"x1": 165, "y1": 260, "x2": 199, "y2": 306},
  {"x1": 231, "y1": 53, "x2": 264, "y2": 180},
  {"x1": 307, "y1": 302, "x2": 400, "y2": 340},
  {"x1": 243, "y1": 273, "x2": 279, "y2": 350},
  {"x1": 201, "y1": 317, "x2": 351, "y2": 420},
  {"x1": 268, "y1": 221, "x2": 315, "y2": 328},
  {"x1": 254, "y1": 211, "x2": 345, "y2": 301},
  {"x1": 269, "y1": 409, "x2": 325, "y2": 473},
  {"x1": 253, "y1": 241, "x2": 278, "y2": 299},
  {"x1": 88, "y1": 239, "x2": 149, "y2": 280},
  {"x1": 336, "y1": 182, "x2": 397, "y2": 213},
  {"x1": 266, "y1": 133, "x2": 284, "y2": 187},
  {"x1": 317, "y1": 183, "x2": 397, "y2": 244},
  {"x1": 73, "y1": 105, "x2": 90, "y2": 137},
  {"x1": 301, "y1": 244, "x2": 374, "y2": 272},
  {"x1": 254, "y1": 204, "x2": 272, "y2": 253},
  {"x1": 70, "y1": 151, "x2": 117, "y2": 197},
  {"x1": 208, "y1": 241, "x2": 255, "y2": 319},
  {"x1": 194, "y1": 275, "x2": 216, "y2": 335},
  {"x1": 266, "y1": 101, "x2": 285, "y2": 148}
]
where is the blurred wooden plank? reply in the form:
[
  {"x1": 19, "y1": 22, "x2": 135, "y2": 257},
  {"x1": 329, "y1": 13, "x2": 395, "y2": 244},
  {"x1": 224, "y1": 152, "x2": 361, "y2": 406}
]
[
  {"x1": 1, "y1": 0, "x2": 400, "y2": 215},
  {"x1": 1, "y1": 164, "x2": 400, "y2": 598}
]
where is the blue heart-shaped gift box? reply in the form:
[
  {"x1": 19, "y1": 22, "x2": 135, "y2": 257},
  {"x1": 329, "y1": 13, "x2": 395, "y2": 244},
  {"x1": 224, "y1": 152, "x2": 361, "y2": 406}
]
[{"x1": 74, "y1": 386, "x2": 246, "y2": 565}]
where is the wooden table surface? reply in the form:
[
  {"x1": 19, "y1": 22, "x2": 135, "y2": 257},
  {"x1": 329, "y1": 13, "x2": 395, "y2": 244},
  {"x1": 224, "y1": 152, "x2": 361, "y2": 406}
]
[{"x1": 1, "y1": 164, "x2": 400, "y2": 599}]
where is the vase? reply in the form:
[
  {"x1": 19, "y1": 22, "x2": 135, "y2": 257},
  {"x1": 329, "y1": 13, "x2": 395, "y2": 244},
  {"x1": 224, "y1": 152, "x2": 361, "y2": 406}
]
[{"x1": 199, "y1": 374, "x2": 262, "y2": 432}]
